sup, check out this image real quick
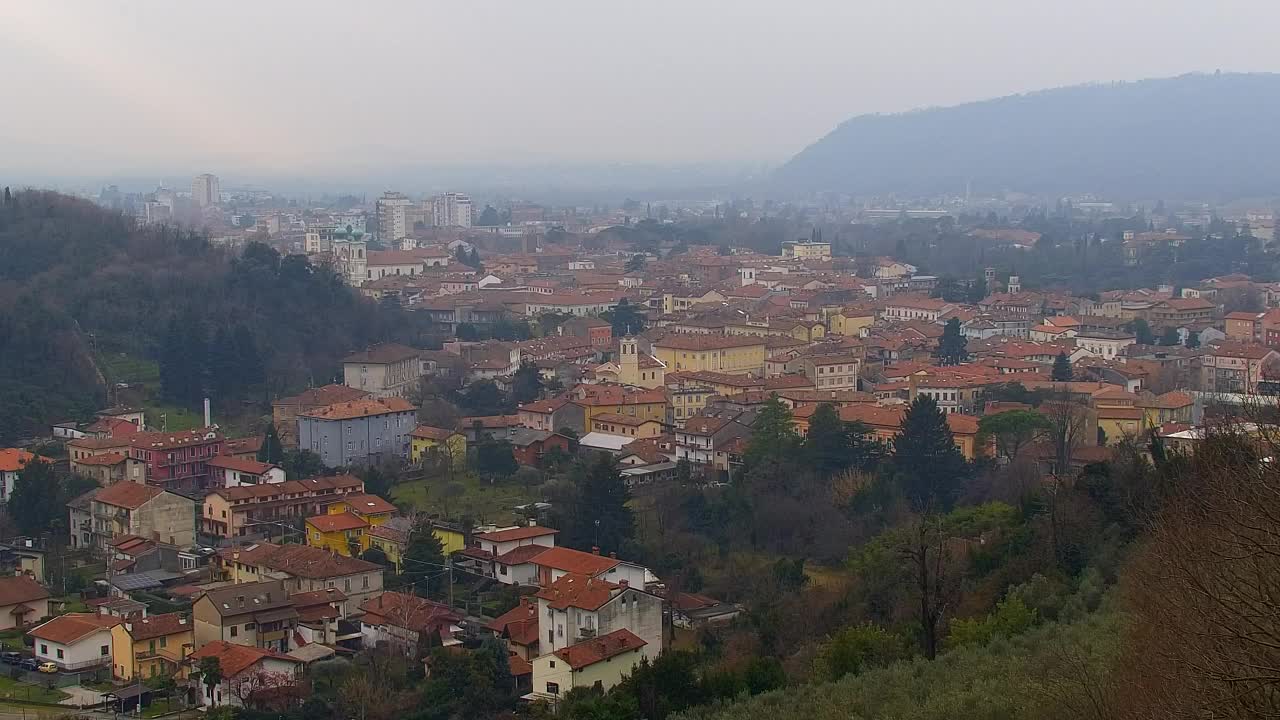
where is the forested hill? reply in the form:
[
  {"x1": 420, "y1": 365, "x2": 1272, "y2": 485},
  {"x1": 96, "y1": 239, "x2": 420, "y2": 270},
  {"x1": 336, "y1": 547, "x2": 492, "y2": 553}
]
[
  {"x1": 0, "y1": 190, "x2": 433, "y2": 443},
  {"x1": 774, "y1": 72, "x2": 1280, "y2": 199}
]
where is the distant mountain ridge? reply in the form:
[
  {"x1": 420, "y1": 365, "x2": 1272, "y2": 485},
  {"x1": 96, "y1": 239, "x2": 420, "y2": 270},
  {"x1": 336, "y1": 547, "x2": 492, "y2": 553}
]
[{"x1": 774, "y1": 73, "x2": 1280, "y2": 199}]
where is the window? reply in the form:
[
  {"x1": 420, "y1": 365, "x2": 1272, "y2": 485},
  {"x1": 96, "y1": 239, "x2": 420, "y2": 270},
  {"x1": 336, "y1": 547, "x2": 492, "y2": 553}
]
[
  {"x1": 546, "y1": 682, "x2": 560, "y2": 695},
  {"x1": 230, "y1": 626, "x2": 238, "y2": 637},
  {"x1": 159, "y1": 637, "x2": 167, "y2": 648},
  {"x1": 101, "y1": 645, "x2": 109, "y2": 656},
  {"x1": 245, "y1": 623, "x2": 256, "y2": 630},
  {"x1": 40, "y1": 644, "x2": 47, "y2": 655},
  {"x1": 548, "y1": 629, "x2": 554, "y2": 644},
  {"x1": 56, "y1": 649, "x2": 64, "y2": 659},
  {"x1": 363, "y1": 575, "x2": 370, "y2": 589},
  {"x1": 549, "y1": 660, "x2": 556, "y2": 669},
  {"x1": 344, "y1": 578, "x2": 351, "y2": 592}
]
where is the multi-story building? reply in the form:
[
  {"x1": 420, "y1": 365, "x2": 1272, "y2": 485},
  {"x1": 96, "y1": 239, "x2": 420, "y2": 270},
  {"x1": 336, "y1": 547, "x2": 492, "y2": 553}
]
[
  {"x1": 0, "y1": 449, "x2": 53, "y2": 503},
  {"x1": 781, "y1": 240, "x2": 831, "y2": 260},
  {"x1": 214, "y1": 543, "x2": 383, "y2": 614},
  {"x1": 332, "y1": 238, "x2": 368, "y2": 286},
  {"x1": 201, "y1": 474, "x2": 364, "y2": 539},
  {"x1": 81, "y1": 482, "x2": 197, "y2": 552},
  {"x1": 376, "y1": 192, "x2": 413, "y2": 243},
  {"x1": 1146, "y1": 297, "x2": 1216, "y2": 329},
  {"x1": 674, "y1": 411, "x2": 754, "y2": 470},
  {"x1": 126, "y1": 429, "x2": 226, "y2": 491},
  {"x1": 110, "y1": 612, "x2": 195, "y2": 682},
  {"x1": 534, "y1": 573, "x2": 663, "y2": 661},
  {"x1": 1073, "y1": 331, "x2": 1137, "y2": 360},
  {"x1": 880, "y1": 295, "x2": 955, "y2": 323},
  {"x1": 304, "y1": 493, "x2": 396, "y2": 557},
  {"x1": 193, "y1": 579, "x2": 299, "y2": 653},
  {"x1": 652, "y1": 335, "x2": 767, "y2": 376},
  {"x1": 1200, "y1": 342, "x2": 1280, "y2": 395},
  {"x1": 272, "y1": 385, "x2": 370, "y2": 448},
  {"x1": 342, "y1": 343, "x2": 422, "y2": 398},
  {"x1": 432, "y1": 192, "x2": 473, "y2": 228},
  {"x1": 569, "y1": 384, "x2": 668, "y2": 429},
  {"x1": 192, "y1": 174, "x2": 220, "y2": 207},
  {"x1": 297, "y1": 397, "x2": 417, "y2": 467},
  {"x1": 800, "y1": 355, "x2": 860, "y2": 390}
]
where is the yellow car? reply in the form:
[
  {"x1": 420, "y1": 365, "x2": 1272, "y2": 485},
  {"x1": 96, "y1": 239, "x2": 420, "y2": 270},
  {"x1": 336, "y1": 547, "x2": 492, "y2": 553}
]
[{"x1": 36, "y1": 662, "x2": 57, "y2": 674}]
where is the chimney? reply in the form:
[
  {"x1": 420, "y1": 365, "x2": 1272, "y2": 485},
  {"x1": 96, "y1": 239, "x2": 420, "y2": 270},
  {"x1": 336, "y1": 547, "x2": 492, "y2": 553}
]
[
  {"x1": 204, "y1": 398, "x2": 212, "y2": 428},
  {"x1": 124, "y1": 622, "x2": 132, "y2": 632},
  {"x1": 178, "y1": 618, "x2": 187, "y2": 625},
  {"x1": 609, "y1": 551, "x2": 617, "y2": 559},
  {"x1": 591, "y1": 546, "x2": 600, "y2": 555},
  {"x1": 618, "y1": 579, "x2": 628, "y2": 589},
  {"x1": 528, "y1": 519, "x2": 537, "y2": 527}
]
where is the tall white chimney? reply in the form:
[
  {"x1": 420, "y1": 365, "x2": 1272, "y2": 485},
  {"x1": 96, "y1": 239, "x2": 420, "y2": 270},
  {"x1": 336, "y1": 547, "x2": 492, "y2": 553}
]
[{"x1": 204, "y1": 398, "x2": 211, "y2": 428}]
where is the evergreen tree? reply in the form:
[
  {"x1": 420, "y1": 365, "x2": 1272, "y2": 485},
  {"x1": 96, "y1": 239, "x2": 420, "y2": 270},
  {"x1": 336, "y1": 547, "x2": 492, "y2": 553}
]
[
  {"x1": 1051, "y1": 352, "x2": 1073, "y2": 382},
  {"x1": 1159, "y1": 326, "x2": 1182, "y2": 346},
  {"x1": 468, "y1": 248, "x2": 482, "y2": 268},
  {"x1": 510, "y1": 361, "x2": 543, "y2": 405},
  {"x1": 606, "y1": 298, "x2": 647, "y2": 337},
  {"x1": 2, "y1": 187, "x2": 10, "y2": 207},
  {"x1": 893, "y1": 395, "x2": 969, "y2": 512},
  {"x1": 744, "y1": 396, "x2": 799, "y2": 468},
  {"x1": 474, "y1": 439, "x2": 518, "y2": 479},
  {"x1": 401, "y1": 520, "x2": 446, "y2": 598},
  {"x1": 934, "y1": 317, "x2": 967, "y2": 366},
  {"x1": 9, "y1": 457, "x2": 59, "y2": 536},
  {"x1": 1185, "y1": 330, "x2": 1201, "y2": 348},
  {"x1": 1130, "y1": 318, "x2": 1155, "y2": 345},
  {"x1": 257, "y1": 424, "x2": 284, "y2": 465},
  {"x1": 575, "y1": 454, "x2": 633, "y2": 553},
  {"x1": 230, "y1": 324, "x2": 264, "y2": 399},
  {"x1": 804, "y1": 403, "x2": 853, "y2": 476}
]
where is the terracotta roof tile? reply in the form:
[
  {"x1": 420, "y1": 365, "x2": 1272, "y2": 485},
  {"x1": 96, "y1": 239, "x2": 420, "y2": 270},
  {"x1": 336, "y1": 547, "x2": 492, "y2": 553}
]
[
  {"x1": 30, "y1": 613, "x2": 119, "y2": 644},
  {"x1": 473, "y1": 526, "x2": 559, "y2": 543},
  {"x1": 535, "y1": 573, "x2": 619, "y2": 611},
  {"x1": 530, "y1": 547, "x2": 618, "y2": 576},
  {"x1": 553, "y1": 629, "x2": 646, "y2": 669},
  {"x1": 305, "y1": 513, "x2": 368, "y2": 533},
  {"x1": 123, "y1": 612, "x2": 191, "y2": 641},
  {"x1": 187, "y1": 640, "x2": 300, "y2": 677},
  {"x1": 93, "y1": 482, "x2": 164, "y2": 510},
  {"x1": 299, "y1": 397, "x2": 417, "y2": 421},
  {"x1": 0, "y1": 576, "x2": 49, "y2": 607}
]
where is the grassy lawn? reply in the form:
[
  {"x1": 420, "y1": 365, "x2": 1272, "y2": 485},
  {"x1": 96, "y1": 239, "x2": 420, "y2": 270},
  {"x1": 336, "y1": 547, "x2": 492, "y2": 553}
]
[
  {"x1": 84, "y1": 680, "x2": 115, "y2": 692},
  {"x1": 391, "y1": 472, "x2": 539, "y2": 526},
  {"x1": 0, "y1": 630, "x2": 22, "y2": 651},
  {"x1": 98, "y1": 352, "x2": 161, "y2": 387},
  {"x1": 53, "y1": 595, "x2": 89, "y2": 615},
  {"x1": 0, "y1": 675, "x2": 70, "y2": 704},
  {"x1": 0, "y1": 703, "x2": 68, "y2": 717}
]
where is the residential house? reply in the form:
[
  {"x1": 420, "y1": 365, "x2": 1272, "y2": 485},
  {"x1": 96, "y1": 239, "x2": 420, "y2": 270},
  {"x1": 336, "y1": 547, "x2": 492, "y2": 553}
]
[
  {"x1": 800, "y1": 355, "x2": 860, "y2": 390},
  {"x1": 201, "y1": 475, "x2": 364, "y2": 539},
  {"x1": 1146, "y1": 297, "x2": 1216, "y2": 329},
  {"x1": 0, "y1": 450, "x2": 52, "y2": 502},
  {"x1": 271, "y1": 385, "x2": 370, "y2": 448},
  {"x1": 215, "y1": 542, "x2": 383, "y2": 612},
  {"x1": 1073, "y1": 331, "x2": 1137, "y2": 360},
  {"x1": 206, "y1": 457, "x2": 285, "y2": 487},
  {"x1": 529, "y1": 629, "x2": 648, "y2": 702},
  {"x1": 304, "y1": 493, "x2": 396, "y2": 557},
  {"x1": 70, "y1": 451, "x2": 145, "y2": 487},
  {"x1": 367, "y1": 519, "x2": 464, "y2": 573},
  {"x1": 0, "y1": 576, "x2": 51, "y2": 630},
  {"x1": 457, "y1": 525, "x2": 560, "y2": 585},
  {"x1": 559, "y1": 317, "x2": 613, "y2": 346},
  {"x1": 570, "y1": 385, "x2": 669, "y2": 428},
  {"x1": 289, "y1": 588, "x2": 348, "y2": 646},
  {"x1": 486, "y1": 597, "x2": 540, "y2": 660},
  {"x1": 1224, "y1": 311, "x2": 1265, "y2": 343},
  {"x1": 342, "y1": 343, "x2": 422, "y2": 399},
  {"x1": 1200, "y1": 342, "x2": 1280, "y2": 394},
  {"x1": 506, "y1": 429, "x2": 574, "y2": 467},
  {"x1": 192, "y1": 579, "x2": 299, "y2": 653},
  {"x1": 110, "y1": 612, "x2": 195, "y2": 682},
  {"x1": 29, "y1": 612, "x2": 118, "y2": 672},
  {"x1": 186, "y1": 640, "x2": 303, "y2": 709},
  {"x1": 535, "y1": 573, "x2": 663, "y2": 660},
  {"x1": 409, "y1": 426, "x2": 467, "y2": 466},
  {"x1": 589, "y1": 414, "x2": 664, "y2": 439},
  {"x1": 126, "y1": 429, "x2": 226, "y2": 491},
  {"x1": 82, "y1": 482, "x2": 197, "y2": 552},
  {"x1": 652, "y1": 335, "x2": 766, "y2": 376},
  {"x1": 297, "y1": 397, "x2": 417, "y2": 468},
  {"x1": 518, "y1": 398, "x2": 587, "y2": 435},
  {"x1": 1137, "y1": 390, "x2": 1195, "y2": 427},
  {"x1": 830, "y1": 404, "x2": 985, "y2": 460},
  {"x1": 674, "y1": 411, "x2": 754, "y2": 470},
  {"x1": 359, "y1": 592, "x2": 463, "y2": 656}
]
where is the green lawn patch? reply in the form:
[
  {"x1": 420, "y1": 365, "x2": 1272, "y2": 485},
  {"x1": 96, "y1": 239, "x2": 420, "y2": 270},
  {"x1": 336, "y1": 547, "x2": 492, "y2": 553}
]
[
  {"x1": 391, "y1": 472, "x2": 539, "y2": 526},
  {"x1": 98, "y1": 352, "x2": 161, "y2": 387},
  {"x1": 0, "y1": 675, "x2": 71, "y2": 703}
]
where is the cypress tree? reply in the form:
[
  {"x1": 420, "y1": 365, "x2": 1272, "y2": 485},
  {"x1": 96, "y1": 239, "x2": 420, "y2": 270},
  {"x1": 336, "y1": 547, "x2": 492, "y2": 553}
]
[
  {"x1": 1052, "y1": 352, "x2": 1073, "y2": 382},
  {"x1": 893, "y1": 395, "x2": 969, "y2": 512}
]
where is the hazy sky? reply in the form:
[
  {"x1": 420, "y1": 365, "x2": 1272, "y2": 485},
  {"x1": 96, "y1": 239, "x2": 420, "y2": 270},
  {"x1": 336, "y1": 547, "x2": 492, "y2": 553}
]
[{"x1": 3, "y1": 0, "x2": 1280, "y2": 180}]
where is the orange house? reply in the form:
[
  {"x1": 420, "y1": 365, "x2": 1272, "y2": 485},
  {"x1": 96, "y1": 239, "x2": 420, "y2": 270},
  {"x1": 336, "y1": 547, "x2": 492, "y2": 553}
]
[{"x1": 792, "y1": 403, "x2": 985, "y2": 460}]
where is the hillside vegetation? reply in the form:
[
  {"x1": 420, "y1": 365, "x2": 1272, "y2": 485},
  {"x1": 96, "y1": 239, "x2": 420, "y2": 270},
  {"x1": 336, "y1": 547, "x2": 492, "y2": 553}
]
[
  {"x1": 0, "y1": 190, "x2": 433, "y2": 442},
  {"x1": 775, "y1": 72, "x2": 1280, "y2": 198}
]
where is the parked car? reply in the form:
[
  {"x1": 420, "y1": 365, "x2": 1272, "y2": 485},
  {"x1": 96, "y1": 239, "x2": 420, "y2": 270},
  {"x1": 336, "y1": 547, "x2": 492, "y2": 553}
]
[
  {"x1": 19, "y1": 658, "x2": 39, "y2": 671},
  {"x1": 36, "y1": 662, "x2": 57, "y2": 674},
  {"x1": 0, "y1": 652, "x2": 20, "y2": 665}
]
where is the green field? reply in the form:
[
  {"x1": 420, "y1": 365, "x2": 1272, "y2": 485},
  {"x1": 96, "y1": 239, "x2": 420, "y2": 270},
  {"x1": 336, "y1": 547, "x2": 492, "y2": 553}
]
[
  {"x1": 97, "y1": 352, "x2": 160, "y2": 387},
  {"x1": 391, "y1": 472, "x2": 538, "y2": 526},
  {"x1": 0, "y1": 676, "x2": 70, "y2": 704}
]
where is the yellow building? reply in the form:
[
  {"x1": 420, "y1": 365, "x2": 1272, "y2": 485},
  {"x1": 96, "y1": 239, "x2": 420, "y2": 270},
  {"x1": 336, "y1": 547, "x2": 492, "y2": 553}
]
[
  {"x1": 410, "y1": 426, "x2": 467, "y2": 466},
  {"x1": 572, "y1": 384, "x2": 669, "y2": 428},
  {"x1": 366, "y1": 519, "x2": 465, "y2": 572},
  {"x1": 591, "y1": 338, "x2": 666, "y2": 389},
  {"x1": 781, "y1": 240, "x2": 831, "y2": 260},
  {"x1": 305, "y1": 493, "x2": 397, "y2": 557},
  {"x1": 828, "y1": 307, "x2": 876, "y2": 337},
  {"x1": 589, "y1": 414, "x2": 665, "y2": 439},
  {"x1": 530, "y1": 629, "x2": 648, "y2": 702},
  {"x1": 653, "y1": 335, "x2": 766, "y2": 376},
  {"x1": 110, "y1": 613, "x2": 195, "y2": 682}
]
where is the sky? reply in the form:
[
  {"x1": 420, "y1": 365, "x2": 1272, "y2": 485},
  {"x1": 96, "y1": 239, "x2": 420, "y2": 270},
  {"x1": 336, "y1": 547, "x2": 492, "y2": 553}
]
[{"x1": 3, "y1": 0, "x2": 1280, "y2": 184}]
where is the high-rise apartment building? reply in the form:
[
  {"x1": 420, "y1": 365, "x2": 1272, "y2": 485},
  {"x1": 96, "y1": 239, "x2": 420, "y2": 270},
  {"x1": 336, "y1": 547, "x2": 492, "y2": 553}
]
[
  {"x1": 432, "y1": 192, "x2": 473, "y2": 228},
  {"x1": 376, "y1": 192, "x2": 413, "y2": 242},
  {"x1": 192, "y1": 174, "x2": 220, "y2": 207}
]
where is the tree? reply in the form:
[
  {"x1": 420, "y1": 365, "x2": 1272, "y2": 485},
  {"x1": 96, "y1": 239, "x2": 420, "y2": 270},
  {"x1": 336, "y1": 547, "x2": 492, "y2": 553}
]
[
  {"x1": 476, "y1": 205, "x2": 501, "y2": 226},
  {"x1": 625, "y1": 254, "x2": 646, "y2": 273},
  {"x1": 360, "y1": 546, "x2": 389, "y2": 567},
  {"x1": 258, "y1": 424, "x2": 284, "y2": 465},
  {"x1": 473, "y1": 440, "x2": 518, "y2": 479},
  {"x1": 400, "y1": 521, "x2": 446, "y2": 598},
  {"x1": 744, "y1": 396, "x2": 799, "y2": 469},
  {"x1": 281, "y1": 449, "x2": 324, "y2": 480},
  {"x1": 198, "y1": 656, "x2": 223, "y2": 707},
  {"x1": 1129, "y1": 318, "x2": 1155, "y2": 345},
  {"x1": 814, "y1": 624, "x2": 905, "y2": 681},
  {"x1": 574, "y1": 454, "x2": 634, "y2": 554},
  {"x1": 802, "y1": 405, "x2": 881, "y2": 477},
  {"x1": 606, "y1": 298, "x2": 646, "y2": 337},
  {"x1": 9, "y1": 459, "x2": 60, "y2": 536},
  {"x1": 1158, "y1": 326, "x2": 1182, "y2": 346},
  {"x1": 893, "y1": 395, "x2": 969, "y2": 513},
  {"x1": 1052, "y1": 352, "x2": 1073, "y2": 382},
  {"x1": 1184, "y1": 330, "x2": 1200, "y2": 348},
  {"x1": 977, "y1": 409, "x2": 1051, "y2": 461},
  {"x1": 511, "y1": 360, "x2": 543, "y2": 405},
  {"x1": 934, "y1": 317, "x2": 967, "y2": 366}
]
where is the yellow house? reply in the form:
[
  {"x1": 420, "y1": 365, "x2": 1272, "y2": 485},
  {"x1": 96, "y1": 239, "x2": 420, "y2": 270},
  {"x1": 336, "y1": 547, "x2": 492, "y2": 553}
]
[
  {"x1": 110, "y1": 613, "x2": 195, "y2": 682},
  {"x1": 366, "y1": 520, "x2": 465, "y2": 571},
  {"x1": 530, "y1": 629, "x2": 648, "y2": 702},
  {"x1": 410, "y1": 426, "x2": 467, "y2": 466},
  {"x1": 589, "y1": 414, "x2": 665, "y2": 439},
  {"x1": 653, "y1": 335, "x2": 766, "y2": 376},
  {"x1": 306, "y1": 493, "x2": 397, "y2": 557},
  {"x1": 828, "y1": 307, "x2": 876, "y2": 337}
]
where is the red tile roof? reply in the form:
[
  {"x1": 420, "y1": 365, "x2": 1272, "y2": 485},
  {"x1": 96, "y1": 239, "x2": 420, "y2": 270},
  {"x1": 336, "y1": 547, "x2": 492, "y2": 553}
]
[
  {"x1": 274, "y1": 385, "x2": 370, "y2": 408},
  {"x1": 410, "y1": 426, "x2": 460, "y2": 441},
  {"x1": 0, "y1": 576, "x2": 49, "y2": 607},
  {"x1": 473, "y1": 526, "x2": 559, "y2": 543},
  {"x1": 123, "y1": 612, "x2": 192, "y2": 641},
  {"x1": 553, "y1": 629, "x2": 646, "y2": 669},
  {"x1": 207, "y1": 456, "x2": 277, "y2": 474},
  {"x1": 30, "y1": 613, "x2": 119, "y2": 644},
  {"x1": 343, "y1": 343, "x2": 421, "y2": 364},
  {"x1": 299, "y1": 397, "x2": 417, "y2": 421},
  {"x1": 653, "y1": 334, "x2": 765, "y2": 351},
  {"x1": 535, "y1": 573, "x2": 620, "y2": 611},
  {"x1": 530, "y1": 547, "x2": 619, "y2": 576},
  {"x1": 93, "y1": 482, "x2": 164, "y2": 510},
  {"x1": 0, "y1": 449, "x2": 51, "y2": 473},
  {"x1": 72, "y1": 452, "x2": 128, "y2": 467},
  {"x1": 358, "y1": 592, "x2": 461, "y2": 633},
  {"x1": 187, "y1": 640, "x2": 300, "y2": 677},
  {"x1": 495, "y1": 545, "x2": 552, "y2": 566},
  {"x1": 305, "y1": 512, "x2": 368, "y2": 533}
]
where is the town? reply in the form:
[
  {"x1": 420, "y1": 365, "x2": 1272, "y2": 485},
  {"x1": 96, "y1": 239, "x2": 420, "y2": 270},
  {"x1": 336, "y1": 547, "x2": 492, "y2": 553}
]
[{"x1": 1, "y1": 173, "x2": 1279, "y2": 719}]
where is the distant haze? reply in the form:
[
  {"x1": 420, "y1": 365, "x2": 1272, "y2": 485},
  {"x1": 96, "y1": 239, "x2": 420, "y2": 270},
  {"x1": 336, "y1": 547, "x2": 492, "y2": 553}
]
[{"x1": 3, "y1": 0, "x2": 1280, "y2": 184}]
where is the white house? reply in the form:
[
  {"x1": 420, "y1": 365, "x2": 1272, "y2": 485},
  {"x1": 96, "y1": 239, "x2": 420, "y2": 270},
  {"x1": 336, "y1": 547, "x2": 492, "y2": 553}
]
[
  {"x1": 205, "y1": 457, "x2": 285, "y2": 487},
  {"x1": 1073, "y1": 332, "x2": 1137, "y2": 360},
  {"x1": 457, "y1": 526, "x2": 559, "y2": 584},
  {"x1": 534, "y1": 574, "x2": 663, "y2": 660},
  {"x1": 0, "y1": 576, "x2": 51, "y2": 630},
  {"x1": 187, "y1": 640, "x2": 303, "y2": 709},
  {"x1": 30, "y1": 613, "x2": 118, "y2": 671}
]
